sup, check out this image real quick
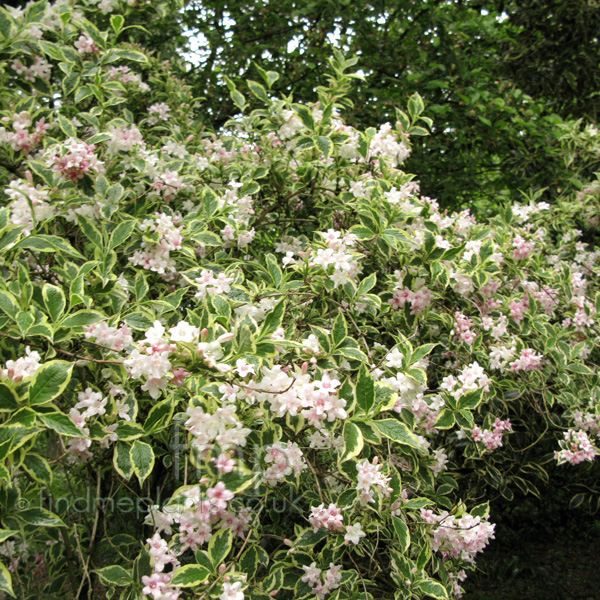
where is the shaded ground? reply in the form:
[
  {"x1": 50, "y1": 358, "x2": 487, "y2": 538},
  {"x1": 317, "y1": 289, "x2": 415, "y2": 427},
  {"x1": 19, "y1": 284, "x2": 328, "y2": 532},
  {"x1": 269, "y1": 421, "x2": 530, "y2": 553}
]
[{"x1": 464, "y1": 508, "x2": 600, "y2": 600}]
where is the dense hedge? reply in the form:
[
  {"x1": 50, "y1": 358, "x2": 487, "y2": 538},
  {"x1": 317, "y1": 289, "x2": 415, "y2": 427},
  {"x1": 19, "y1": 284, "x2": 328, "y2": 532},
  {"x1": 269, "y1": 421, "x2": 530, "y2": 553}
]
[{"x1": 0, "y1": 2, "x2": 598, "y2": 600}]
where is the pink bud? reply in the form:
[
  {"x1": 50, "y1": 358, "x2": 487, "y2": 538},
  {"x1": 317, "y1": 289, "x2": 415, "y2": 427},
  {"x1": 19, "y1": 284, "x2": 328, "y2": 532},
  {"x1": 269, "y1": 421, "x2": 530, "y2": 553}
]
[
  {"x1": 283, "y1": 539, "x2": 293, "y2": 546},
  {"x1": 217, "y1": 331, "x2": 235, "y2": 343},
  {"x1": 218, "y1": 564, "x2": 227, "y2": 574},
  {"x1": 301, "y1": 362, "x2": 309, "y2": 373},
  {"x1": 201, "y1": 328, "x2": 209, "y2": 340}
]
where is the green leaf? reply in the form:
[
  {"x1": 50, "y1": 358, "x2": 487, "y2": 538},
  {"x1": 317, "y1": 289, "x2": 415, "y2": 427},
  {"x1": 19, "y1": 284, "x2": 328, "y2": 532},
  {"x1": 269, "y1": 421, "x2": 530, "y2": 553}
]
[
  {"x1": 295, "y1": 528, "x2": 329, "y2": 548},
  {"x1": 171, "y1": 564, "x2": 211, "y2": 587},
  {"x1": 0, "y1": 561, "x2": 14, "y2": 598},
  {"x1": 38, "y1": 40, "x2": 64, "y2": 61},
  {"x1": 240, "y1": 546, "x2": 266, "y2": 579},
  {"x1": 265, "y1": 71, "x2": 279, "y2": 88},
  {"x1": 458, "y1": 389, "x2": 483, "y2": 410},
  {"x1": 265, "y1": 254, "x2": 283, "y2": 287},
  {"x1": 191, "y1": 231, "x2": 222, "y2": 246},
  {"x1": 57, "y1": 114, "x2": 77, "y2": 138},
  {"x1": 356, "y1": 366, "x2": 375, "y2": 414},
  {"x1": 28, "y1": 361, "x2": 73, "y2": 406},
  {"x1": 105, "y1": 48, "x2": 147, "y2": 63},
  {"x1": 260, "y1": 301, "x2": 285, "y2": 339},
  {"x1": 565, "y1": 363, "x2": 593, "y2": 375},
  {"x1": 208, "y1": 527, "x2": 233, "y2": 566},
  {"x1": 357, "y1": 272, "x2": 377, "y2": 296},
  {"x1": 194, "y1": 550, "x2": 213, "y2": 574},
  {"x1": 294, "y1": 105, "x2": 314, "y2": 130},
  {"x1": 247, "y1": 79, "x2": 269, "y2": 102},
  {"x1": 336, "y1": 347, "x2": 369, "y2": 362},
  {"x1": 134, "y1": 272, "x2": 149, "y2": 302},
  {"x1": 416, "y1": 580, "x2": 448, "y2": 599},
  {"x1": 372, "y1": 419, "x2": 422, "y2": 450},
  {"x1": 0, "y1": 531, "x2": 17, "y2": 544},
  {"x1": 86, "y1": 132, "x2": 113, "y2": 144},
  {"x1": 110, "y1": 220, "x2": 135, "y2": 250},
  {"x1": 75, "y1": 85, "x2": 94, "y2": 104},
  {"x1": 144, "y1": 398, "x2": 175, "y2": 434},
  {"x1": 110, "y1": 14, "x2": 124, "y2": 34},
  {"x1": 316, "y1": 135, "x2": 332, "y2": 157},
  {"x1": 407, "y1": 92, "x2": 425, "y2": 118},
  {"x1": 60, "y1": 310, "x2": 103, "y2": 328},
  {"x1": 113, "y1": 442, "x2": 133, "y2": 480},
  {"x1": 391, "y1": 516, "x2": 410, "y2": 552},
  {"x1": 16, "y1": 311, "x2": 34, "y2": 336},
  {"x1": 0, "y1": 291, "x2": 19, "y2": 320},
  {"x1": 116, "y1": 421, "x2": 145, "y2": 441},
  {"x1": 23, "y1": 453, "x2": 52, "y2": 485},
  {"x1": 407, "y1": 368, "x2": 427, "y2": 386},
  {"x1": 381, "y1": 229, "x2": 412, "y2": 248},
  {"x1": 0, "y1": 385, "x2": 19, "y2": 412},
  {"x1": 221, "y1": 469, "x2": 258, "y2": 494},
  {"x1": 15, "y1": 235, "x2": 83, "y2": 259},
  {"x1": 37, "y1": 412, "x2": 82, "y2": 437},
  {"x1": 43, "y1": 284, "x2": 66, "y2": 322},
  {"x1": 434, "y1": 409, "x2": 455, "y2": 429},
  {"x1": 411, "y1": 343, "x2": 437, "y2": 363},
  {"x1": 331, "y1": 312, "x2": 348, "y2": 347},
  {"x1": 94, "y1": 565, "x2": 132, "y2": 586},
  {"x1": 18, "y1": 507, "x2": 65, "y2": 527},
  {"x1": 76, "y1": 214, "x2": 103, "y2": 249},
  {"x1": 125, "y1": 312, "x2": 153, "y2": 330},
  {"x1": 130, "y1": 440, "x2": 155, "y2": 485},
  {"x1": 230, "y1": 89, "x2": 246, "y2": 111},
  {"x1": 341, "y1": 421, "x2": 363, "y2": 462}
]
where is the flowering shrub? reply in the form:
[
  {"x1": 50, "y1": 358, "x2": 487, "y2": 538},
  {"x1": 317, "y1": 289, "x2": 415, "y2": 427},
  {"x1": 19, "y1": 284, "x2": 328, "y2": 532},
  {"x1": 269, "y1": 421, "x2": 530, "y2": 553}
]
[{"x1": 0, "y1": 2, "x2": 598, "y2": 600}]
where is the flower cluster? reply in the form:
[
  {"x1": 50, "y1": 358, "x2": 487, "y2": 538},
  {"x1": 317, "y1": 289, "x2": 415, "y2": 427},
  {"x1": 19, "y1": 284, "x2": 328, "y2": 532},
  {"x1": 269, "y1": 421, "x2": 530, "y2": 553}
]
[
  {"x1": 142, "y1": 484, "x2": 250, "y2": 600},
  {"x1": 301, "y1": 563, "x2": 343, "y2": 600},
  {"x1": 130, "y1": 213, "x2": 183, "y2": 274},
  {"x1": 6, "y1": 179, "x2": 55, "y2": 235},
  {"x1": 250, "y1": 367, "x2": 348, "y2": 427},
  {"x1": 107, "y1": 65, "x2": 150, "y2": 92},
  {"x1": 0, "y1": 111, "x2": 49, "y2": 154},
  {"x1": 85, "y1": 322, "x2": 134, "y2": 352},
  {"x1": 440, "y1": 362, "x2": 490, "y2": 400},
  {"x1": 309, "y1": 503, "x2": 344, "y2": 532},
  {"x1": 368, "y1": 122, "x2": 410, "y2": 166},
  {"x1": 308, "y1": 229, "x2": 361, "y2": 288},
  {"x1": 11, "y1": 56, "x2": 51, "y2": 82},
  {"x1": 185, "y1": 403, "x2": 251, "y2": 453},
  {"x1": 356, "y1": 457, "x2": 392, "y2": 504},
  {"x1": 422, "y1": 509, "x2": 495, "y2": 562},
  {"x1": 46, "y1": 139, "x2": 105, "y2": 182},
  {"x1": 471, "y1": 418, "x2": 512, "y2": 451},
  {"x1": 555, "y1": 430, "x2": 598, "y2": 465},
  {"x1": 263, "y1": 441, "x2": 307, "y2": 484},
  {"x1": 1, "y1": 347, "x2": 41, "y2": 382}
]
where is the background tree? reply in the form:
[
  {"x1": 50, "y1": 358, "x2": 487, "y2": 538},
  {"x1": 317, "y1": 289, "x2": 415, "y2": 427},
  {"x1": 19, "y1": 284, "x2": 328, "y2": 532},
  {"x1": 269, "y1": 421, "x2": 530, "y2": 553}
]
[{"x1": 179, "y1": 0, "x2": 600, "y2": 211}]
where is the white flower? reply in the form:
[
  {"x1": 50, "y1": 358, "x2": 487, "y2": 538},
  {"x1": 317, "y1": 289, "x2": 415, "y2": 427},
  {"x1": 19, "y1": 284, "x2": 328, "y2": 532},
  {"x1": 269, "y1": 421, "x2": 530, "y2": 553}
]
[
  {"x1": 220, "y1": 581, "x2": 244, "y2": 600},
  {"x1": 169, "y1": 321, "x2": 200, "y2": 343},
  {"x1": 344, "y1": 522, "x2": 366, "y2": 545}
]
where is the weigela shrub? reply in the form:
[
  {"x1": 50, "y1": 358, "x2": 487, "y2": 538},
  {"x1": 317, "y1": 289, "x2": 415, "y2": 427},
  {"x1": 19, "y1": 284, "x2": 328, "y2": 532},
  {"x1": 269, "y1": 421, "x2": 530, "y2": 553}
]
[{"x1": 0, "y1": 2, "x2": 598, "y2": 599}]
